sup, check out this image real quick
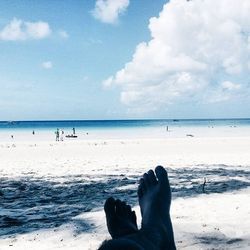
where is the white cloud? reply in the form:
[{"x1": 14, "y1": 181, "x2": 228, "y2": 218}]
[
  {"x1": 0, "y1": 18, "x2": 51, "y2": 41},
  {"x1": 58, "y1": 30, "x2": 69, "y2": 39},
  {"x1": 92, "y1": 0, "x2": 129, "y2": 24},
  {"x1": 42, "y1": 61, "x2": 53, "y2": 69},
  {"x1": 221, "y1": 81, "x2": 241, "y2": 91},
  {"x1": 208, "y1": 81, "x2": 242, "y2": 103},
  {"x1": 104, "y1": 0, "x2": 250, "y2": 113}
]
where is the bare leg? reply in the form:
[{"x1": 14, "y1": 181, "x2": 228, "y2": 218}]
[
  {"x1": 137, "y1": 166, "x2": 176, "y2": 249},
  {"x1": 99, "y1": 166, "x2": 176, "y2": 250}
]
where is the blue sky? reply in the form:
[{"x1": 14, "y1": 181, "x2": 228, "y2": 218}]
[{"x1": 0, "y1": 0, "x2": 250, "y2": 120}]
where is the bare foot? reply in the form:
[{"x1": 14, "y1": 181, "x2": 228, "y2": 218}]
[
  {"x1": 104, "y1": 197, "x2": 138, "y2": 239},
  {"x1": 138, "y1": 166, "x2": 176, "y2": 249}
]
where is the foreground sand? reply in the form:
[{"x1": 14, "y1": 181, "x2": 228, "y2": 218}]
[{"x1": 0, "y1": 137, "x2": 250, "y2": 249}]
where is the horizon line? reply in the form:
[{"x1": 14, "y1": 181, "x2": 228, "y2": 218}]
[{"x1": 1, "y1": 117, "x2": 250, "y2": 123}]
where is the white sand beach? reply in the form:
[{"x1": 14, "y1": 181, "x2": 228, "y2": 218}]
[{"x1": 0, "y1": 134, "x2": 250, "y2": 249}]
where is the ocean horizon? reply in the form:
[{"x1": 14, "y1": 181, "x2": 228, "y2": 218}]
[{"x1": 1, "y1": 118, "x2": 250, "y2": 129}]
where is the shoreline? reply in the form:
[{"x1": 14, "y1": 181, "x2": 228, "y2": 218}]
[{"x1": 1, "y1": 125, "x2": 250, "y2": 142}]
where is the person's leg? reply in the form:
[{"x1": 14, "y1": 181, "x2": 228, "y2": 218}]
[
  {"x1": 122, "y1": 166, "x2": 176, "y2": 249},
  {"x1": 98, "y1": 238, "x2": 144, "y2": 250},
  {"x1": 99, "y1": 166, "x2": 176, "y2": 250},
  {"x1": 104, "y1": 197, "x2": 138, "y2": 239},
  {"x1": 137, "y1": 166, "x2": 176, "y2": 249}
]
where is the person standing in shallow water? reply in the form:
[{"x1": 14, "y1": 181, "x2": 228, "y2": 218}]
[{"x1": 98, "y1": 166, "x2": 176, "y2": 250}]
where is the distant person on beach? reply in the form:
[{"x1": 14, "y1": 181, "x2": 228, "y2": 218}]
[
  {"x1": 11, "y1": 135, "x2": 14, "y2": 139},
  {"x1": 73, "y1": 127, "x2": 75, "y2": 135},
  {"x1": 32, "y1": 130, "x2": 35, "y2": 135},
  {"x1": 55, "y1": 128, "x2": 60, "y2": 141},
  {"x1": 60, "y1": 130, "x2": 64, "y2": 141},
  {"x1": 98, "y1": 166, "x2": 176, "y2": 250}
]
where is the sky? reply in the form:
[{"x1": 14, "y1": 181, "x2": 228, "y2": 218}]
[{"x1": 0, "y1": 0, "x2": 250, "y2": 121}]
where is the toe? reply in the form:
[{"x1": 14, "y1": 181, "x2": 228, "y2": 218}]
[
  {"x1": 115, "y1": 199, "x2": 123, "y2": 215},
  {"x1": 147, "y1": 169, "x2": 157, "y2": 185},
  {"x1": 137, "y1": 185, "x2": 143, "y2": 198},
  {"x1": 140, "y1": 178, "x2": 147, "y2": 191},
  {"x1": 125, "y1": 204, "x2": 132, "y2": 218},
  {"x1": 143, "y1": 173, "x2": 151, "y2": 187},
  {"x1": 131, "y1": 211, "x2": 138, "y2": 228},
  {"x1": 121, "y1": 201, "x2": 127, "y2": 214},
  {"x1": 138, "y1": 178, "x2": 146, "y2": 198},
  {"x1": 155, "y1": 165, "x2": 170, "y2": 193},
  {"x1": 126, "y1": 204, "x2": 132, "y2": 213},
  {"x1": 104, "y1": 197, "x2": 116, "y2": 217}
]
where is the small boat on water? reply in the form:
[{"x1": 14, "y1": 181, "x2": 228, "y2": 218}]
[{"x1": 66, "y1": 134, "x2": 78, "y2": 138}]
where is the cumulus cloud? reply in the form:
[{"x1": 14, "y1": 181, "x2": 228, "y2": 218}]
[
  {"x1": 104, "y1": 0, "x2": 250, "y2": 113},
  {"x1": 0, "y1": 18, "x2": 51, "y2": 41},
  {"x1": 92, "y1": 0, "x2": 129, "y2": 24},
  {"x1": 42, "y1": 61, "x2": 53, "y2": 69}
]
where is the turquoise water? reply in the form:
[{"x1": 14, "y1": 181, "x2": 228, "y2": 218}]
[
  {"x1": 0, "y1": 119, "x2": 250, "y2": 131},
  {"x1": 1, "y1": 119, "x2": 250, "y2": 141}
]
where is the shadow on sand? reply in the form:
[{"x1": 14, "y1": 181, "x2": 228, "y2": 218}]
[
  {"x1": 192, "y1": 234, "x2": 244, "y2": 249},
  {"x1": 1, "y1": 166, "x2": 250, "y2": 237}
]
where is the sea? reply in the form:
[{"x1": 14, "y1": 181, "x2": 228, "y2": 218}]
[{"x1": 0, "y1": 119, "x2": 250, "y2": 141}]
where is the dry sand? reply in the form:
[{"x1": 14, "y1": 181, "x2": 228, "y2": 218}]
[{"x1": 0, "y1": 136, "x2": 250, "y2": 249}]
